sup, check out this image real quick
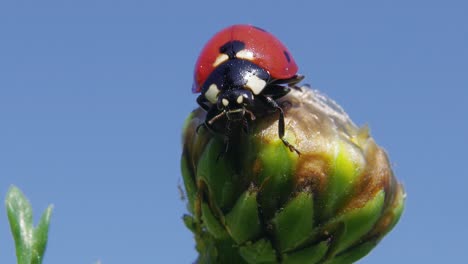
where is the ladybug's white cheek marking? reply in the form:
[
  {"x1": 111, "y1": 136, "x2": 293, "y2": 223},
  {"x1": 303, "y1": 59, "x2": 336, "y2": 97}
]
[
  {"x1": 213, "y1": 54, "x2": 229, "y2": 67},
  {"x1": 236, "y1": 50, "x2": 254, "y2": 61},
  {"x1": 222, "y1": 98, "x2": 229, "y2": 107},
  {"x1": 245, "y1": 75, "x2": 266, "y2": 95},
  {"x1": 205, "y1": 84, "x2": 220, "y2": 104}
]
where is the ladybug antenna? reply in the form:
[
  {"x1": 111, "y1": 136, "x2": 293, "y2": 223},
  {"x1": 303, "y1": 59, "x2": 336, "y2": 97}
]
[
  {"x1": 245, "y1": 109, "x2": 256, "y2": 121},
  {"x1": 207, "y1": 111, "x2": 226, "y2": 125}
]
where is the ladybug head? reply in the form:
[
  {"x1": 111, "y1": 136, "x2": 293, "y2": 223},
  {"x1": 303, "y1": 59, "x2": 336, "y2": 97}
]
[
  {"x1": 203, "y1": 59, "x2": 270, "y2": 124},
  {"x1": 216, "y1": 89, "x2": 254, "y2": 121}
]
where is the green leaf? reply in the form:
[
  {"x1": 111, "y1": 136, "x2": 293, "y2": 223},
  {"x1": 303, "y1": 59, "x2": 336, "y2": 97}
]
[
  {"x1": 181, "y1": 157, "x2": 197, "y2": 214},
  {"x1": 239, "y1": 239, "x2": 277, "y2": 264},
  {"x1": 383, "y1": 186, "x2": 405, "y2": 235},
  {"x1": 201, "y1": 202, "x2": 228, "y2": 239},
  {"x1": 322, "y1": 141, "x2": 363, "y2": 220},
  {"x1": 225, "y1": 190, "x2": 261, "y2": 244},
  {"x1": 272, "y1": 192, "x2": 314, "y2": 252},
  {"x1": 254, "y1": 139, "x2": 298, "y2": 220},
  {"x1": 196, "y1": 140, "x2": 239, "y2": 211},
  {"x1": 6, "y1": 186, "x2": 34, "y2": 264},
  {"x1": 31, "y1": 205, "x2": 53, "y2": 264},
  {"x1": 282, "y1": 240, "x2": 329, "y2": 264},
  {"x1": 5, "y1": 186, "x2": 53, "y2": 264},
  {"x1": 331, "y1": 190, "x2": 385, "y2": 254},
  {"x1": 182, "y1": 214, "x2": 197, "y2": 233},
  {"x1": 327, "y1": 241, "x2": 377, "y2": 264}
]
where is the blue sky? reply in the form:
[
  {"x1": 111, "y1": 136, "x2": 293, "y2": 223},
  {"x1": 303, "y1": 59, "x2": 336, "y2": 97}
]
[{"x1": 0, "y1": 1, "x2": 466, "y2": 263}]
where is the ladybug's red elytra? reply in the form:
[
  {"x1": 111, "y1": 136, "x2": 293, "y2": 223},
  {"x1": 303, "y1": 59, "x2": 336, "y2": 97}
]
[
  {"x1": 193, "y1": 25, "x2": 299, "y2": 93},
  {"x1": 193, "y1": 24, "x2": 304, "y2": 157}
]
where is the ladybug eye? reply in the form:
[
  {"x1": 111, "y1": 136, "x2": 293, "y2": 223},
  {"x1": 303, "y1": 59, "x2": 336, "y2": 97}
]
[
  {"x1": 236, "y1": 50, "x2": 254, "y2": 61},
  {"x1": 205, "y1": 84, "x2": 220, "y2": 104},
  {"x1": 222, "y1": 98, "x2": 229, "y2": 107}
]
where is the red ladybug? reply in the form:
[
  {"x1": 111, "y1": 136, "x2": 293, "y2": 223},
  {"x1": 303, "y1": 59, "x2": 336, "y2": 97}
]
[{"x1": 193, "y1": 24, "x2": 303, "y2": 156}]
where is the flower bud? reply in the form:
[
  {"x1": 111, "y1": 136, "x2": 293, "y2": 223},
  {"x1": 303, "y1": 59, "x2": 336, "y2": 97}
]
[{"x1": 181, "y1": 88, "x2": 405, "y2": 263}]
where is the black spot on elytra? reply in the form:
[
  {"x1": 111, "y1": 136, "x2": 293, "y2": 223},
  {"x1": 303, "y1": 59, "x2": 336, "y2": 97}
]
[
  {"x1": 220, "y1": 40, "x2": 246, "y2": 59},
  {"x1": 253, "y1": 26, "x2": 267, "y2": 32},
  {"x1": 283, "y1": 51, "x2": 291, "y2": 63}
]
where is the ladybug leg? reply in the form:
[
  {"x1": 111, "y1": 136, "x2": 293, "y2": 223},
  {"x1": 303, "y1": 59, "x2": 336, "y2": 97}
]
[
  {"x1": 197, "y1": 107, "x2": 223, "y2": 134},
  {"x1": 270, "y1": 74, "x2": 304, "y2": 91},
  {"x1": 258, "y1": 95, "x2": 300, "y2": 155},
  {"x1": 197, "y1": 95, "x2": 212, "y2": 112},
  {"x1": 262, "y1": 84, "x2": 290, "y2": 100},
  {"x1": 197, "y1": 120, "x2": 217, "y2": 135},
  {"x1": 217, "y1": 121, "x2": 232, "y2": 160},
  {"x1": 289, "y1": 74, "x2": 305, "y2": 89},
  {"x1": 242, "y1": 118, "x2": 249, "y2": 134}
]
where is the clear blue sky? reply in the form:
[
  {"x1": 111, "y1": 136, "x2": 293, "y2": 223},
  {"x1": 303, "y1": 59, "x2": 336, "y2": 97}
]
[{"x1": 0, "y1": 1, "x2": 466, "y2": 263}]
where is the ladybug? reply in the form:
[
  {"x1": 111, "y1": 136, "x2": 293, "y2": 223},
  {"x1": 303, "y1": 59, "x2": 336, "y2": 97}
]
[{"x1": 193, "y1": 24, "x2": 303, "y2": 155}]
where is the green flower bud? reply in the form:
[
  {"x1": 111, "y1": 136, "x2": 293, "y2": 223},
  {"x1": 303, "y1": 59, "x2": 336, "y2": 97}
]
[{"x1": 181, "y1": 88, "x2": 405, "y2": 264}]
